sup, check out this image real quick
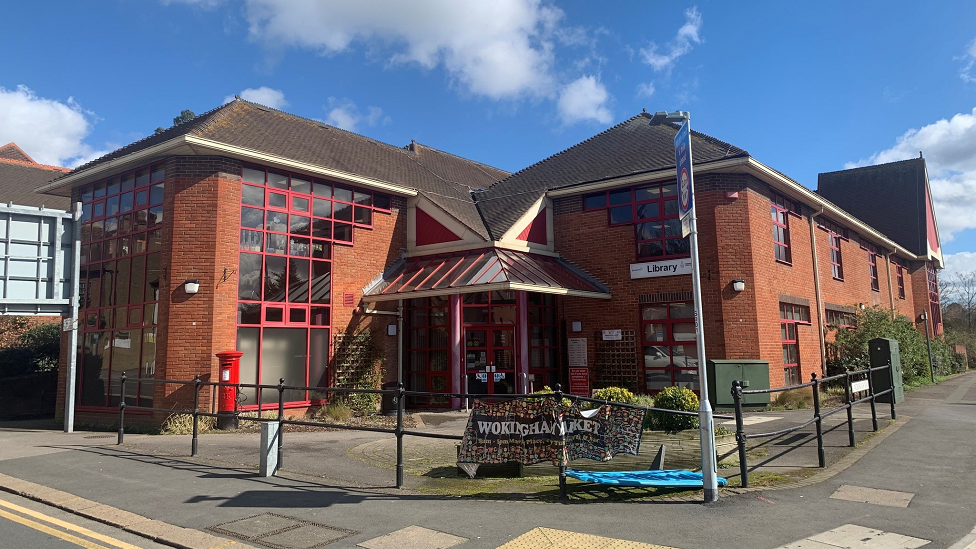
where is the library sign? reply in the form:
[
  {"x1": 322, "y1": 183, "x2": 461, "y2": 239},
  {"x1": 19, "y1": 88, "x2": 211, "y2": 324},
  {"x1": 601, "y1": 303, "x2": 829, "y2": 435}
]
[{"x1": 629, "y1": 257, "x2": 694, "y2": 279}]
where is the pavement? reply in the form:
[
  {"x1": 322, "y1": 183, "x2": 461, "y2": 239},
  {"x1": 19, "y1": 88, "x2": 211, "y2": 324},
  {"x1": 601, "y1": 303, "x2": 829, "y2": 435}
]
[{"x1": 0, "y1": 371, "x2": 974, "y2": 549}]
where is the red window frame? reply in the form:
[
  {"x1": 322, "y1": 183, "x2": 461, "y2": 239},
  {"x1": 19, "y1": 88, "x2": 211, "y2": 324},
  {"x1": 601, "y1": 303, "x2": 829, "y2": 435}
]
[
  {"x1": 927, "y1": 262, "x2": 942, "y2": 333},
  {"x1": 818, "y1": 219, "x2": 846, "y2": 281},
  {"x1": 527, "y1": 293, "x2": 559, "y2": 390},
  {"x1": 771, "y1": 194, "x2": 794, "y2": 264},
  {"x1": 405, "y1": 296, "x2": 451, "y2": 408},
  {"x1": 895, "y1": 262, "x2": 906, "y2": 299},
  {"x1": 780, "y1": 303, "x2": 809, "y2": 386},
  {"x1": 825, "y1": 309, "x2": 855, "y2": 329},
  {"x1": 640, "y1": 301, "x2": 699, "y2": 394},
  {"x1": 76, "y1": 164, "x2": 166, "y2": 410},
  {"x1": 867, "y1": 250, "x2": 880, "y2": 292},
  {"x1": 583, "y1": 180, "x2": 690, "y2": 261}
]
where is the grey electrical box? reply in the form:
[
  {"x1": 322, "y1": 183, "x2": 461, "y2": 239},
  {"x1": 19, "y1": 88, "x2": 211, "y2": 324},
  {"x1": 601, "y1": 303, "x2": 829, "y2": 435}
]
[
  {"x1": 706, "y1": 359, "x2": 770, "y2": 409},
  {"x1": 869, "y1": 337, "x2": 904, "y2": 404}
]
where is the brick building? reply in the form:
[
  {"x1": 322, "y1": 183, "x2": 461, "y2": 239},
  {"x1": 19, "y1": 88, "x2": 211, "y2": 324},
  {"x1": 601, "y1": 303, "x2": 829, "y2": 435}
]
[{"x1": 36, "y1": 101, "x2": 942, "y2": 423}]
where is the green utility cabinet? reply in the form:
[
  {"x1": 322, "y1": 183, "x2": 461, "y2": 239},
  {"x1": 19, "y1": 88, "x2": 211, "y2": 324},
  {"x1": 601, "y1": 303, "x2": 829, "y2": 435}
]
[
  {"x1": 706, "y1": 359, "x2": 771, "y2": 409},
  {"x1": 869, "y1": 337, "x2": 904, "y2": 404}
]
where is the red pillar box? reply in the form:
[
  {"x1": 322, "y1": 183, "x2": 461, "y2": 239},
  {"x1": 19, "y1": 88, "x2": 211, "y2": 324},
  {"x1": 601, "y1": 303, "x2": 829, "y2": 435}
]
[{"x1": 215, "y1": 351, "x2": 244, "y2": 430}]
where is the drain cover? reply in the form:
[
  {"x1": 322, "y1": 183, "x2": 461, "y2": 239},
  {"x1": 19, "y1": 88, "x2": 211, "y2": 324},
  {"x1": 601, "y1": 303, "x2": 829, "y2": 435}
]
[{"x1": 209, "y1": 513, "x2": 357, "y2": 548}]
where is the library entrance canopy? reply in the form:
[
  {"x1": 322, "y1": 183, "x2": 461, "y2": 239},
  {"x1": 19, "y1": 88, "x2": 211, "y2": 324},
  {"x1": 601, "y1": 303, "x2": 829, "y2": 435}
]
[{"x1": 363, "y1": 248, "x2": 611, "y2": 302}]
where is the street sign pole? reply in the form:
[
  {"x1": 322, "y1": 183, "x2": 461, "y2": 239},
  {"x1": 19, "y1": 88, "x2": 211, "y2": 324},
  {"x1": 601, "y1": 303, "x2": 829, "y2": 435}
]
[{"x1": 672, "y1": 114, "x2": 719, "y2": 502}]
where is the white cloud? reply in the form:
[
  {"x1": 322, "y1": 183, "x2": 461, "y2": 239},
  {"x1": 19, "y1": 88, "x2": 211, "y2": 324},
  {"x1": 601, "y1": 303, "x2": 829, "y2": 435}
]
[
  {"x1": 224, "y1": 86, "x2": 288, "y2": 109},
  {"x1": 961, "y1": 37, "x2": 976, "y2": 83},
  {"x1": 943, "y1": 252, "x2": 976, "y2": 280},
  {"x1": 636, "y1": 82, "x2": 655, "y2": 98},
  {"x1": 640, "y1": 7, "x2": 702, "y2": 72},
  {"x1": 0, "y1": 85, "x2": 108, "y2": 168},
  {"x1": 324, "y1": 98, "x2": 390, "y2": 132},
  {"x1": 242, "y1": 0, "x2": 562, "y2": 101},
  {"x1": 557, "y1": 75, "x2": 612, "y2": 125},
  {"x1": 846, "y1": 108, "x2": 976, "y2": 242}
]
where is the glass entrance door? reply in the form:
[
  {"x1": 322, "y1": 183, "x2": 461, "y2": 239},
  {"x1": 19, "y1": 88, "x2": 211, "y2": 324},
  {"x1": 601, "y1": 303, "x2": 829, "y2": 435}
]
[{"x1": 464, "y1": 327, "x2": 516, "y2": 395}]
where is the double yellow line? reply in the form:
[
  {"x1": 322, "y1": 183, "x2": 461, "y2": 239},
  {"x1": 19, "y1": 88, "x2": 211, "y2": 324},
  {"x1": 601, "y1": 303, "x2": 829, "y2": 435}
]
[{"x1": 0, "y1": 498, "x2": 144, "y2": 549}]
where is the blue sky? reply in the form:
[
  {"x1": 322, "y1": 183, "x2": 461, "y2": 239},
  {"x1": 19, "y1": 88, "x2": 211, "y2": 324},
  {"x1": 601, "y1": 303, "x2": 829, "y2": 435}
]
[{"x1": 2, "y1": 1, "x2": 975, "y2": 277}]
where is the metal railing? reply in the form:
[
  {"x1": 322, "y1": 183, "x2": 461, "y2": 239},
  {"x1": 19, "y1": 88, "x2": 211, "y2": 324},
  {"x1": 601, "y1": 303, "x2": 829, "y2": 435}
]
[
  {"x1": 731, "y1": 364, "x2": 896, "y2": 487},
  {"x1": 116, "y1": 376, "x2": 734, "y2": 496}
]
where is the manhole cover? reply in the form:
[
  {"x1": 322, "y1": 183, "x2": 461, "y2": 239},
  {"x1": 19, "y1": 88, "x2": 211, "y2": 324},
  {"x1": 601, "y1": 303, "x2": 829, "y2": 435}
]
[
  {"x1": 209, "y1": 513, "x2": 357, "y2": 548},
  {"x1": 84, "y1": 435, "x2": 115, "y2": 439}
]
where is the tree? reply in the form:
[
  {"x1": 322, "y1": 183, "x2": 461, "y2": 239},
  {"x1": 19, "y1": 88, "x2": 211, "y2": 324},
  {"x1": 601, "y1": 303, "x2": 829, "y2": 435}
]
[
  {"x1": 172, "y1": 109, "x2": 196, "y2": 126},
  {"x1": 940, "y1": 270, "x2": 976, "y2": 368}
]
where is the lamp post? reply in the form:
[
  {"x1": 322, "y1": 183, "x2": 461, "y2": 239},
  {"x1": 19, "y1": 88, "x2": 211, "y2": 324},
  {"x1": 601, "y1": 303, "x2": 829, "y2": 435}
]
[
  {"x1": 919, "y1": 310, "x2": 935, "y2": 382},
  {"x1": 649, "y1": 110, "x2": 719, "y2": 502}
]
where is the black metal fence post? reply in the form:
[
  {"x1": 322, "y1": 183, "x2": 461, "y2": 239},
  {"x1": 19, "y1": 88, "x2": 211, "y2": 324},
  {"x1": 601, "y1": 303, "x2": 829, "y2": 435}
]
[
  {"x1": 867, "y1": 369, "x2": 878, "y2": 432},
  {"x1": 277, "y1": 378, "x2": 285, "y2": 470},
  {"x1": 117, "y1": 373, "x2": 126, "y2": 445},
  {"x1": 554, "y1": 383, "x2": 567, "y2": 500},
  {"x1": 811, "y1": 373, "x2": 825, "y2": 468},
  {"x1": 192, "y1": 375, "x2": 201, "y2": 457},
  {"x1": 887, "y1": 363, "x2": 897, "y2": 420},
  {"x1": 844, "y1": 372, "x2": 855, "y2": 447},
  {"x1": 395, "y1": 382, "x2": 405, "y2": 489},
  {"x1": 732, "y1": 380, "x2": 748, "y2": 488}
]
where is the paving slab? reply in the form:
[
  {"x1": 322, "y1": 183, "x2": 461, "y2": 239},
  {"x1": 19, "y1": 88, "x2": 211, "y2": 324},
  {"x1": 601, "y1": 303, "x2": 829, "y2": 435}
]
[
  {"x1": 830, "y1": 485, "x2": 914, "y2": 508},
  {"x1": 359, "y1": 525, "x2": 467, "y2": 549}
]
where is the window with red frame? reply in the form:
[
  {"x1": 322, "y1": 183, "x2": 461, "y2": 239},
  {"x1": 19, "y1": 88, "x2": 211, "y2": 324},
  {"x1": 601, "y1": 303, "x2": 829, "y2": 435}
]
[
  {"x1": 780, "y1": 303, "x2": 810, "y2": 386},
  {"x1": 528, "y1": 293, "x2": 559, "y2": 390},
  {"x1": 583, "y1": 180, "x2": 690, "y2": 260},
  {"x1": 76, "y1": 164, "x2": 165, "y2": 409},
  {"x1": 825, "y1": 309, "x2": 855, "y2": 329},
  {"x1": 236, "y1": 165, "x2": 392, "y2": 408},
  {"x1": 895, "y1": 260, "x2": 906, "y2": 299},
  {"x1": 866, "y1": 245, "x2": 880, "y2": 292},
  {"x1": 771, "y1": 194, "x2": 794, "y2": 263},
  {"x1": 927, "y1": 262, "x2": 942, "y2": 333},
  {"x1": 818, "y1": 218, "x2": 846, "y2": 280},
  {"x1": 406, "y1": 296, "x2": 450, "y2": 407},
  {"x1": 640, "y1": 301, "x2": 699, "y2": 393}
]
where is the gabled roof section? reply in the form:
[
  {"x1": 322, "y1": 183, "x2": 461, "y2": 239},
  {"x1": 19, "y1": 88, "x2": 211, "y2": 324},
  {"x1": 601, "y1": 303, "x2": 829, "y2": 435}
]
[
  {"x1": 0, "y1": 143, "x2": 35, "y2": 163},
  {"x1": 0, "y1": 145, "x2": 70, "y2": 210},
  {"x1": 817, "y1": 157, "x2": 941, "y2": 264},
  {"x1": 474, "y1": 112, "x2": 749, "y2": 239},
  {"x1": 57, "y1": 100, "x2": 506, "y2": 240}
]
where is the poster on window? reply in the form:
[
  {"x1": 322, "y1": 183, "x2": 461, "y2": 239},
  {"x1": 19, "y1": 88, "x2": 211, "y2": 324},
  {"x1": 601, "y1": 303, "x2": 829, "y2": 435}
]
[{"x1": 455, "y1": 398, "x2": 645, "y2": 478}]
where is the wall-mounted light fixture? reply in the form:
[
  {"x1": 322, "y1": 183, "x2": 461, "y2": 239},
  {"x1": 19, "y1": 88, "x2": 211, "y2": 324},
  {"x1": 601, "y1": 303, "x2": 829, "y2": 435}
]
[
  {"x1": 732, "y1": 279, "x2": 746, "y2": 292},
  {"x1": 184, "y1": 280, "x2": 200, "y2": 295},
  {"x1": 571, "y1": 321, "x2": 582, "y2": 333},
  {"x1": 858, "y1": 302, "x2": 866, "y2": 310}
]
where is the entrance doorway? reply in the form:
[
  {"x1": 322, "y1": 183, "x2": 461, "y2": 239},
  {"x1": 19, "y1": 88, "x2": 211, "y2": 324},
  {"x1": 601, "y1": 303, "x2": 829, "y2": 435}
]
[{"x1": 464, "y1": 326, "x2": 516, "y2": 395}]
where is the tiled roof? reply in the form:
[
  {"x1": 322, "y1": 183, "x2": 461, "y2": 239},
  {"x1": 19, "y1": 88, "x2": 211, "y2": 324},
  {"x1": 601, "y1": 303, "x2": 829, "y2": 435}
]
[
  {"x1": 0, "y1": 157, "x2": 70, "y2": 210},
  {"x1": 473, "y1": 112, "x2": 749, "y2": 239},
  {"x1": 61, "y1": 100, "x2": 505, "y2": 240},
  {"x1": 817, "y1": 158, "x2": 931, "y2": 256},
  {"x1": 0, "y1": 143, "x2": 35, "y2": 163}
]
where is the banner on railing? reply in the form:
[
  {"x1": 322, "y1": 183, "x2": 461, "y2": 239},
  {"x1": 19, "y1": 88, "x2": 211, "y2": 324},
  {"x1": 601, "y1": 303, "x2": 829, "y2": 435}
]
[{"x1": 455, "y1": 398, "x2": 645, "y2": 478}]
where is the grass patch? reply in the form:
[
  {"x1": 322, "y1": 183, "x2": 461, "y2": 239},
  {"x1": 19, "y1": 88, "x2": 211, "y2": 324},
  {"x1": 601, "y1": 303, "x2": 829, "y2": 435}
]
[
  {"x1": 159, "y1": 413, "x2": 215, "y2": 435},
  {"x1": 315, "y1": 402, "x2": 353, "y2": 423},
  {"x1": 773, "y1": 389, "x2": 812, "y2": 410}
]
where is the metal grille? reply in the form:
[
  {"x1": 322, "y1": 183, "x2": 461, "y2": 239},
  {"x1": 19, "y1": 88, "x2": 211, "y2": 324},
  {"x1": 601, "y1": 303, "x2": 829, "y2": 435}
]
[{"x1": 594, "y1": 329, "x2": 638, "y2": 391}]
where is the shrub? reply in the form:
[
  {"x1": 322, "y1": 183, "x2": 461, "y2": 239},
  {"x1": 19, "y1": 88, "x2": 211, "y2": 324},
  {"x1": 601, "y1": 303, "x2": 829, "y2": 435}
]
[
  {"x1": 316, "y1": 402, "x2": 353, "y2": 423},
  {"x1": 651, "y1": 386, "x2": 699, "y2": 432},
  {"x1": 159, "y1": 413, "x2": 215, "y2": 435},
  {"x1": 532, "y1": 386, "x2": 571, "y2": 408},
  {"x1": 774, "y1": 388, "x2": 811, "y2": 410},
  {"x1": 0, "y1": 322, "x2": 61, "y2": 377}
]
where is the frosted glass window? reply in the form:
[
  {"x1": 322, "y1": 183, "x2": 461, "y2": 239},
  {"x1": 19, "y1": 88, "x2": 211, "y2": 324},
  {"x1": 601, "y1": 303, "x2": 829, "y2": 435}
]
[
  {"x1": 237, "y1": 327, "x2": 260, "y2": 405},
  {"x1": 261, "y1": 328, "x2": 307, "y2": 403}
]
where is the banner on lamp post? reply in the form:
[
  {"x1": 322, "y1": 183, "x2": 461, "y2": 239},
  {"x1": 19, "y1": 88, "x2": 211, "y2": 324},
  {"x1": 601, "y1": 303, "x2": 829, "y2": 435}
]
[{"x1": 674, "y1": 121, "x2": 694, "y2": 237}]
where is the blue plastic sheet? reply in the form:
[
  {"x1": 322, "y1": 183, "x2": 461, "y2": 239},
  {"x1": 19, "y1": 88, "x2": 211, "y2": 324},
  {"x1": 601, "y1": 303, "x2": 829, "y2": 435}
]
[{"x1": 565, "y1": 469, "x2": 728, "y2": 488}]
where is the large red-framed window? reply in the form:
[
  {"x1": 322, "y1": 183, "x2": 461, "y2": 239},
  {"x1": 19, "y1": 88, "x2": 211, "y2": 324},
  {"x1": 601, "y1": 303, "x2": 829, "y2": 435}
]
[
  {"x1": 865, "y1": 244, "x2": 880, "y2": 292},
  {"x1": 818, "y1": 218, "x2": 846, "y2": 280},
  {"x1": 893, "y1": 258, "x2": 906, "y2": 299},
  {"x1": 771, "y1": 194, "x2": 793, "y2": 264},
  {"x1": 640, "y1": 301, "x2": 698, "y2": 393},
  {"x1": 76, "y1": 164, "x2": 165, "y2": 409},
  {"x1": 927, "y1": 262, "x2": 942, "y2": 334},
  {"x1": 528, "y1": 293, "x2": 559, "y2": 390},
  {"x1": 780, "y1": 303, "x2": 809, "y2": 386},
  {"x1": 583, "y1": 181, "x2": 690, "y2": 260},
  {"x1": 405, "y1": 296, "x2": 450, "y2": 408},
  {"x1": 236, "y1": 165, "x2": 391, "y2": 408}
]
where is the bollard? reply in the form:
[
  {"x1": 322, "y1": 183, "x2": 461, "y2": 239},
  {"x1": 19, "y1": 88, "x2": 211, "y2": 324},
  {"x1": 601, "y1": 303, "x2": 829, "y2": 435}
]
[
  {"x1": 192, "y1": 375, "x2": 201, "y2": 457},
  {"x1": 811, "y1": 373, "x2": 825, "y2": 468},
  {"x1": 396, "y1": 382, "x2": 405, "y2": 489},
  {"x1": 117, "y1": 373, "x2": 126, "y2": 445},
  {"x1": 277, "y1": 378, "x2": 285, "y2": 470},
  {"x1": 844, "y1": 372, "x2": 855, "y2": 447},
  {"x1": 554, "y1": 383, "x2": 568, "y2": 500},
  {"x1": 867, "y1": 370, "x2": 878, "y2": 432},
  {"x1": 732, "y1": 380, "x2": 748, "y2": 488},
  {"x1": 259, "y1": 421, "x2": 280, "y2": 477}
]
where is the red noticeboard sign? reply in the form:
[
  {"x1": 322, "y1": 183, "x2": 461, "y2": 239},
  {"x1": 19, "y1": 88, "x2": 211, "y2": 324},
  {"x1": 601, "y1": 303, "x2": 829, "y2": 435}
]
[{"x1": 568, "y1": 368, "x2": 590, "y2": 396}]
